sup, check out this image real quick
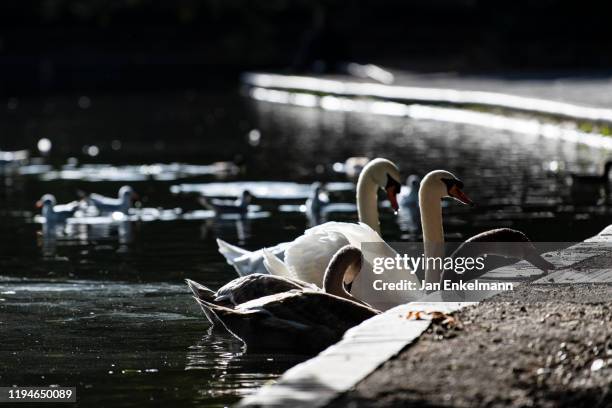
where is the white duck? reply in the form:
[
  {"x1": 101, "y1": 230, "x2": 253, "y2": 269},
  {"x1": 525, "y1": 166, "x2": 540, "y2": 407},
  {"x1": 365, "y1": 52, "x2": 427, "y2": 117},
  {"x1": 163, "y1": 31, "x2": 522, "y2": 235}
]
[
  {"x1": 216, "y1": 158, "x2": 403, "y2": 277},
  {"x1": 86, "y1": 185, "x2": 137, "y2": 214},
  {"x1": 36, "y1": 194, "x2": 82, "y2": 224}
]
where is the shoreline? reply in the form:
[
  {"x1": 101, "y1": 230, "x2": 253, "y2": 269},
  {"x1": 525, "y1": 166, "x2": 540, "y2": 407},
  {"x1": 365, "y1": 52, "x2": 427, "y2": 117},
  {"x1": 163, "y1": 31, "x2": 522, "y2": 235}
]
[{"x1": 329, "y1": 283, "x2": 612, "y2": 408}]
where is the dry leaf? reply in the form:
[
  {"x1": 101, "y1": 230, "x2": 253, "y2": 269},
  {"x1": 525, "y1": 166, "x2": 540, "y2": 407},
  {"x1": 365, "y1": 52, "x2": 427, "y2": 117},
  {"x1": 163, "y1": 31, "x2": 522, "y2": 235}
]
[{"x1": 405, "y1": 310, "x2": 458, "y2": 328}]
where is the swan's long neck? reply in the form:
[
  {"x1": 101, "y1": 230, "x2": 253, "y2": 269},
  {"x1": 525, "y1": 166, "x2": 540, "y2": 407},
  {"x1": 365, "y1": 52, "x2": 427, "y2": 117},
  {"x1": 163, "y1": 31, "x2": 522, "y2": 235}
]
[
  {"x1": 323, "y1": 252, "x2": 369, "y2": 306},
  {"x1": 357, "y1": 173, "x2": 380, "y2": 234},
  {"x1": 419, "y1": 188, "x2": 445, "y2": 284}
]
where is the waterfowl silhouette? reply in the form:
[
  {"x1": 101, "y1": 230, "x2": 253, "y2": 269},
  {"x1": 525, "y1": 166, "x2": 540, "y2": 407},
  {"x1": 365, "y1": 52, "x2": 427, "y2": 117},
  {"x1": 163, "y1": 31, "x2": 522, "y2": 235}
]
[
  {"x1": 399, "y1": 175, "x2": 420, "y2": 207},
  {"x1": 86, "y1": 185, "x2": 137, "y2": 214},
  {"x1": 37, "y1": 194, "x2": 81, "y2": 224},
  {"x1": 200, "y1": 190, "x2": 253, "y2": 215},
  {"x1": 190, "y1": 246, "x2": 377, "y2": 353}
]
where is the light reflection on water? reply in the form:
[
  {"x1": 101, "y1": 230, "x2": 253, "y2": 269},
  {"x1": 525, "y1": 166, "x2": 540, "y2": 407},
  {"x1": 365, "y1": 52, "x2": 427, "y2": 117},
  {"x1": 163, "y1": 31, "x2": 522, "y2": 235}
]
[{"x1": 1, "y1": 89, "x2": 611, "y2": 406}]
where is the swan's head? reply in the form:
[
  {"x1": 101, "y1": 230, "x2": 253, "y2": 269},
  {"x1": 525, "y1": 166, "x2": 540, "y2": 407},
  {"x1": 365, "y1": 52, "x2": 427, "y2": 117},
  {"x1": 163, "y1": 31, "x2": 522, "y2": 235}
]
[
  {"x1": 119, "y1": 185, "x2": 138, "y2": 203},
  {"x1": 420, "y1": 170, "x2": 473, "y2": 206},
  {"x1": 240, "y1": 190, "x2": 253, "y2": 204},
  {"x1": 36, "y1": 194, "x2": 56, "y2": 209},
  {"x1": 36, "y1": 194, "x2": 56, "y2": 217},
  {"x1": 360, "y1": 158, "x2": 402, "y2": 211}
]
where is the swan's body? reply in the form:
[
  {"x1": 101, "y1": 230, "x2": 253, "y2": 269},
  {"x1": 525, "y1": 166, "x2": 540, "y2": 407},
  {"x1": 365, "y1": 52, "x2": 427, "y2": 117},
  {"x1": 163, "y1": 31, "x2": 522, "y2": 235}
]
[
  {"x1": 190, "y1": 246, "x2": 378, "y2": 353},
  {"x1": 87, "y1": 185, "x2": 135, "y2": 214},
  {"x1": 194, "y1": 291, "x2": 378, "y2": 353},
  {"x1": 216, "y1": 158, "x2": 402, "y2": 279},
  {"x1": 440, "y1": 228, "x2": 555, "y2": 284},
  {"x1": 37, "y1": 194, "x2": 81, "y2": 224},
  {"x1": 187, "y1": 275, "x2": 316, "y2": 326},
  {"x1": 187, "y1": 275, "x2": 317, "y2": 309},
  {"x1": 200, "y1": 190, "x2": 253, "y2": 214},
  {"x1": 189, "y1": 245, "x2": 370, "y2": 325}
]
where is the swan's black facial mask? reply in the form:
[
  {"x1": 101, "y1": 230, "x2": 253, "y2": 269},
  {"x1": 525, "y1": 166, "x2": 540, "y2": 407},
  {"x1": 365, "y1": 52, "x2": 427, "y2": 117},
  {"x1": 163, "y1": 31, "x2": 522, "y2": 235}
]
[
  {"x1": 441, "y1": 178, "x2": 474, "y2": 206},
  {"x1": 385, "y1": 175, "x2": 402, "y2": 211}
]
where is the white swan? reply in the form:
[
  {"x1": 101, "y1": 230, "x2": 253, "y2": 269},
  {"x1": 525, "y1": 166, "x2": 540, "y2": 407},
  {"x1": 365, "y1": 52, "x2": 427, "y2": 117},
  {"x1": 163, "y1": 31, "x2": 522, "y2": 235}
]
[
  {"x1": 321, "y1": 170, "x2": 473, "y2": 310},
  {"x1": 216, "y1": 158, "x2": 403, "y2": 278},
  {"x1": 419, "y1": 170, "x2": 474, "y2": 284}
]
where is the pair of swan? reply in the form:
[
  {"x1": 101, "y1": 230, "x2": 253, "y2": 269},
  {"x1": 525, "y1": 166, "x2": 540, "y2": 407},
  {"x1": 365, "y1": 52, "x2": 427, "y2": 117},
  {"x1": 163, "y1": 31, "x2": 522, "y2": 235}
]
[
  {"x1": 37, "y1": 185, "x2": 137, "y2": 224},
  {"x1": 188, "y1": 245, "x2": 378, "y2": 354},
  {"x1": 216, "y1": 158, "x2": 477, "y2": 310}
]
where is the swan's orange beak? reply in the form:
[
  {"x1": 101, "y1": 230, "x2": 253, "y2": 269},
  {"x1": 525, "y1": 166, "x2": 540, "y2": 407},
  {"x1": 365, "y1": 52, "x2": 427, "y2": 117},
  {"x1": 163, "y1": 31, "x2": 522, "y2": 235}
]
[
  {"x1": 386, "y1": 185, "x2": 399, "y2": 211},
  {"x1": 35, "y1": 200, "x2": 43, "y2": 208},
  {"x1": 449, "y1": 185, "x2": 474, "y2": 206}
]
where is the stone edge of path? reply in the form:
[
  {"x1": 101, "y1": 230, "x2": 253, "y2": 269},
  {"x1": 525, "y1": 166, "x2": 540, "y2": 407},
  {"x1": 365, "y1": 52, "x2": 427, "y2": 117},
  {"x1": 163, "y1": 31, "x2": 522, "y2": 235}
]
[
  {"x1": 238, "y1": 225, "x2": 612, "y2": 408},
  {"x1": 242, "y1": 72, "x2": 612, "y2": 124}
]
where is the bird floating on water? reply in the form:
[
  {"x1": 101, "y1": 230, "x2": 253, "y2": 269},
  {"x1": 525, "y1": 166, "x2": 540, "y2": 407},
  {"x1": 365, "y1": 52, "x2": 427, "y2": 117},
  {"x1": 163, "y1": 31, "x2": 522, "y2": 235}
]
[
  {"x1": 188, "y1": 245, "x2": 377, "y2": 353},
  {"x1": 399, "y1": 174, "x2": 420, "y2": 207},
  {"x1": 36, "y1": 194, "x2": 82, "y2": 224},
  {"x1": 86, "y1": 185, "x2": 137, "y2": 214},
  {"x1": 199, "y1": 190, "x2": 254, "y2": 215}
]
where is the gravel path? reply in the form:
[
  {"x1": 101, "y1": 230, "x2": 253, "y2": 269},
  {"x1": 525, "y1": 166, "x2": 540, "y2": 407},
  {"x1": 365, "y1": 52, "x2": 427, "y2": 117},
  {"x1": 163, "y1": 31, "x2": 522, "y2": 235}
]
[{"x1": 328, "y1": 283, "x2": 612, "y2": 408}]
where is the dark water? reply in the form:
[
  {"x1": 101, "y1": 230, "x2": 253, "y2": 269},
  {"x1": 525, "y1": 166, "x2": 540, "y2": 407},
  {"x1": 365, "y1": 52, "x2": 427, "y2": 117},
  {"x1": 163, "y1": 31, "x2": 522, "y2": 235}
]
[{"x1": 0, "y1": 88, "x2": 610, "y2": 406}]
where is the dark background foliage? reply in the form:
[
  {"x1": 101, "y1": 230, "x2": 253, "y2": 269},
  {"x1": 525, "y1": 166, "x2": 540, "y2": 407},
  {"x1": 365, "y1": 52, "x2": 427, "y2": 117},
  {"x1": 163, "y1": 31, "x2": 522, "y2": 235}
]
[{"x1": 1, "y1": 0, "x2": 611, "y2": 93}]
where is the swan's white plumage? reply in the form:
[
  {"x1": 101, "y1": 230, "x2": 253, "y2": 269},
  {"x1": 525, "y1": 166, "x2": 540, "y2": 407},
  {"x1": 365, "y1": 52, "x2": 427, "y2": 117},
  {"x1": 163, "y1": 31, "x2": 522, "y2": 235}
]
[
  {"x1": 262, "y1": 249, "x2": 294, "y2": 278},
  {"x1": 217, "y1": 238, "x2": 288, "y2": 277},
  {"x1": 283, "y1": 225, "x2": 351, "y2": 285},
  {"x1": 216, "y1": 238, "x2": 249, "y2": 262}
]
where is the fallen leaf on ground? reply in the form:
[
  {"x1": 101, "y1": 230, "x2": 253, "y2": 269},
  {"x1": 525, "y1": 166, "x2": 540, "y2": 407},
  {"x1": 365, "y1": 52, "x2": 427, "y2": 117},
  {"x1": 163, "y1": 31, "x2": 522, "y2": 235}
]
[{"x1": 405, "y1": 311, "x2": 458, "y2": 328}]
